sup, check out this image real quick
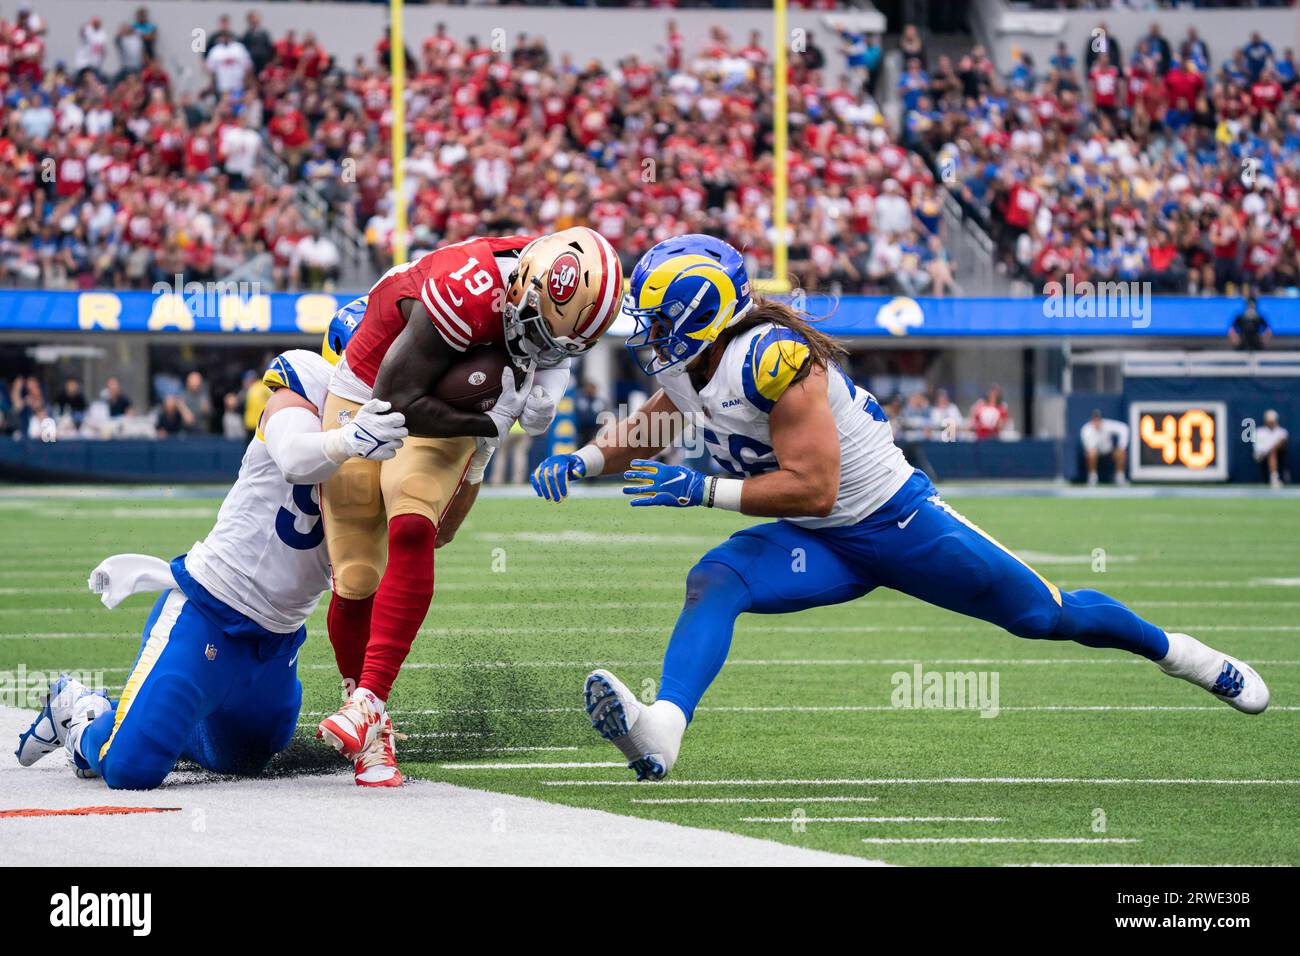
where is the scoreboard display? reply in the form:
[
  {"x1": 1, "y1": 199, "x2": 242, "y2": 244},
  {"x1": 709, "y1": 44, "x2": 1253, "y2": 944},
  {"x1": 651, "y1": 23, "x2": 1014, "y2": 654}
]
[{"x1": 1128, "y1": 401, "x2": 1229, "y2": 481}]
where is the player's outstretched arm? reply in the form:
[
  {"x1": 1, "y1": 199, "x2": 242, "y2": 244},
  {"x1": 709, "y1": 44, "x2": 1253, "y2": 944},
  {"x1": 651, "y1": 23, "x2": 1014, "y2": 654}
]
[
  {"x1": 374, "y1": 300, "x2": 522, "y2": 440},
  {"x1": 532, "y1": 388, "x2": 681, "y2": 502},
  {"x1": 620, "y1": 367, "x2": 839, "y2": 517},
  {"x1": 262, "y1": 389, "x2": 407, "y2": 484}
]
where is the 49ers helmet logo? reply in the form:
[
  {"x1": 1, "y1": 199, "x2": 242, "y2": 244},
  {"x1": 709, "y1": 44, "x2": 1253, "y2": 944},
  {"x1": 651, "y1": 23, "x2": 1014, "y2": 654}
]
[{"x1": 547, "y1": 252, "x2": 581, "y2": 304}]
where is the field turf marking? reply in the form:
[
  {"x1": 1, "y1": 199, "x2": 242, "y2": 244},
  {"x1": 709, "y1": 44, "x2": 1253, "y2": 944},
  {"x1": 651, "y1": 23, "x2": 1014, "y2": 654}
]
[
  {"x1": 542, "y1": 777, "x2": 1300, "y2": 787},
  {"x1": 741, "y1": 816, "x2": 1005, "y2": 823},
  {"x1": 0, "y1": 806, "x2": 181, "y2": 818},
  {"x1": 439, "y1": 761, "x2": 625, "y2": 770},
  {"x1": 861, "y1": 838, "x2": 1140, "y2": 845},
  {"x1": 631, "y1": 796, "x2": 881, "y2": 805}
]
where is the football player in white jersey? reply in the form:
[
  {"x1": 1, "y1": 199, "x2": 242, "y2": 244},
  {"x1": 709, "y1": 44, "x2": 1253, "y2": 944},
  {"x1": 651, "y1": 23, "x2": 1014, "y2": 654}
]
[
  {"x1": 531, "y1": 235, "x2": 1269, "y2": 781},
  {"x1": 15, "y1": 330, "x2": 408, "y2": 790}
]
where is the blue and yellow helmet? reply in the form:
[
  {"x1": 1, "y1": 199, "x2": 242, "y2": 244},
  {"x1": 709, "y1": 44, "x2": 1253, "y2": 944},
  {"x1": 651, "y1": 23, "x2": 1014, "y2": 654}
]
[
  {"x1": 623, "y1": 235, "x2": 752, "y2": 376},
  {"x1": 322, "y1": 296, "x2": 366, "y2": 366}
]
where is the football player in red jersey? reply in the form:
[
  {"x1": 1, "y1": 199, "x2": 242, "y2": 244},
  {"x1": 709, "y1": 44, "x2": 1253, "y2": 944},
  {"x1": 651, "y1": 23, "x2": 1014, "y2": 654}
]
[{"x1": 317, "y1": 228, "x2": 622, "y2": 785}]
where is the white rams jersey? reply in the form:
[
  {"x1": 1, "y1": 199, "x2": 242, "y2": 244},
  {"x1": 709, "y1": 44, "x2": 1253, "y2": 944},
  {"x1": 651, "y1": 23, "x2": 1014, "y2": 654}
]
[
  {"x1": 184, "y1": 349, "x2": 334, "y2": 634},
  {"x1": 659, "y1": 322, "x2": 913, "y2": 528}
]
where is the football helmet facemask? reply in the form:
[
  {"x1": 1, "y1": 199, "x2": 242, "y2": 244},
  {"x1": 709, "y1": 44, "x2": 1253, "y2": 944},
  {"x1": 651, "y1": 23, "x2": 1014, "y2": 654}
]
[{"x1": 502, "y1": 227, "x2": 622, "y2": 369}]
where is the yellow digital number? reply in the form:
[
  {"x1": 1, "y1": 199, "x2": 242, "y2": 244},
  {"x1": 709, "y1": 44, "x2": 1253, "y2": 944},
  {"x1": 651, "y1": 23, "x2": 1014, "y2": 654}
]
[
  {"x1": 1178, "y1": 409, "x2": 1215, "y2": 470},
  {"x1": 1140, "y1": 413, "x2": 1178, "y2": 464}
]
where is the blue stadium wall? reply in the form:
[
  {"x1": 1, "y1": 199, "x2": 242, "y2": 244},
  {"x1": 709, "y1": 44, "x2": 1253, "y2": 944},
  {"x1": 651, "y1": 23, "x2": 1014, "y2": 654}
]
[{"x1": 3, "y1": 291, "x2": 1297, "y2": 484}]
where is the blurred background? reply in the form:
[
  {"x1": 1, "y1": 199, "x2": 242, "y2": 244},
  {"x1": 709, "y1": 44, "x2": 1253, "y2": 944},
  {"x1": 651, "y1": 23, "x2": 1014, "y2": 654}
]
[{"x1": 0, "y1": 0, "x2": 1297, "y2": 487}]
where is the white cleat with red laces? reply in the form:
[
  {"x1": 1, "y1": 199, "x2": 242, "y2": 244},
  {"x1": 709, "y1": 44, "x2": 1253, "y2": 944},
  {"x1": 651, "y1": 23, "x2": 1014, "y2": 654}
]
[
  {"x1": 317, "y1": 687, "x2": 386, "y2": 760},
  {"x1": 354, "y1": 714, "x2": 404, "y2": 788}
]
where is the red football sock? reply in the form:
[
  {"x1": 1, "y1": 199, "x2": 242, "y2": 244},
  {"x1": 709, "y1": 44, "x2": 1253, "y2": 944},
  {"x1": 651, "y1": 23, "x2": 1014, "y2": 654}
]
[
  {"x1": 326, "y1": 592, "x2": 374, "y2": 694},
  {"x1": 359, "y1": 513, "x2": 436, "y2": 701}
]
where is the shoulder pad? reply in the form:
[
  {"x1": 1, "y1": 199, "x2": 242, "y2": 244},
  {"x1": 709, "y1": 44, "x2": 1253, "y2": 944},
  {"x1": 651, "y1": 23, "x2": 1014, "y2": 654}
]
[{"x1": 740, "y1": 326, "x2": 811, "y2": 413}]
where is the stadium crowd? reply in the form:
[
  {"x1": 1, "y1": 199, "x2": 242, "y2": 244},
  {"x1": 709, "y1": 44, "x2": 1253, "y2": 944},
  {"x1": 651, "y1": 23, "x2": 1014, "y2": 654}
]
[
  {"x1": 1, "y1": 5, "x2": 953, "y2": 296},
  {"x1": 903, "y1": 19, "x2": 1300, "y2": 293}
]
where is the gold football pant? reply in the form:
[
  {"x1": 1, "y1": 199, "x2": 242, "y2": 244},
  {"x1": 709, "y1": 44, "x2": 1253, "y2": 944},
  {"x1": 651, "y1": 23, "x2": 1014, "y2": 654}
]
[{"x1": 321, "y1": 393, "x2": 474, "y2": 600}]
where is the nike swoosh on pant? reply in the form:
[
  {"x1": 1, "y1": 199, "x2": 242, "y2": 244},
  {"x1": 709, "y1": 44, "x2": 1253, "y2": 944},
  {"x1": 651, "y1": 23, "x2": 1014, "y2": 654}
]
[{"x1": 897, "y1": 510, "x2": 918, "y2": 530}]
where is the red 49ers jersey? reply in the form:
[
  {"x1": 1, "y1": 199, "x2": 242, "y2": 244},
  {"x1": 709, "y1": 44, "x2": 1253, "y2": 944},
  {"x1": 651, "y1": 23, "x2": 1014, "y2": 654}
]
[{"x1": 337, "y1": 236, "x2": 533, "y2": 398}]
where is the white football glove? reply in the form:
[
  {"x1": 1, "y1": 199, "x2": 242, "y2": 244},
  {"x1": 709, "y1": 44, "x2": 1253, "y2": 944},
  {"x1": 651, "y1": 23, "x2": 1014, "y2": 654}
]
[
  {"x1": 519, "y1": 385, "x2": 557, "y2": 437},
  {"x1": 484, "y1": 366, "x2": 535, "y2": 445},
  {"x1": 324, "y1": 398, "x2": 408, "y2": 463}
]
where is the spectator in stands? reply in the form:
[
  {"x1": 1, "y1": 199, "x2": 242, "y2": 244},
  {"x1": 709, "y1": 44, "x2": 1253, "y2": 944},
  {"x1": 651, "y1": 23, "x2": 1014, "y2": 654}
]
[
  {"x1": 970, "y1": 385, "x2": 1011, "y2": 441},
  {"x1": 242, "y1": 11, "x2": 275, "y2": 76},
  {"x1": 929, "y1": 388, "x2": 963, "y2": 440},
  {"x1": 293, "y1": 225, "x2": 341, "y2": 289},
  {"x1": 1081, "y1": 410, "x2": 1131, "y2": 487},
  {"x1": 1229, "y1": 293, "x2": 1273, "y2": 350},
  {"x1": 1083, "y1": 22, "x2": 1121, "y2": 78},
  {"x1": 180, "y1": 371, "x2": 212, "y2": 433},
  {"x1": 7, "y1": 376, "x2": 44, "y2": 439},
  {"x1": 154, "y1": 393, "x2": 193, "y2": 438},
  {"x1": 102, "y1": 377, "x2": 133, "y2": 417},
  {"x1": 899, "y1": 391, "x2": 933, "y2": 440},
  {"x1": 221, "y1": 393, "x2": 245, "y2": 440},
  {"x1": 74, "y1": 17, "x2": 110, "y2": 83},
  {"x1": 1253, "y1": 409, "x2": 1289, "y2": 489},
  {"x1": 53, "y1": 377, "x2": 88, "y2": 424},
  {"x1": 241, "y1": 370, "x2": 270, "y2": 442},
  {"x1": 130, "y1": 7, "x2": 157, "y2": 61},
  {"x1": 205, "y1": 29, "x2": 252, "y2": 97}
]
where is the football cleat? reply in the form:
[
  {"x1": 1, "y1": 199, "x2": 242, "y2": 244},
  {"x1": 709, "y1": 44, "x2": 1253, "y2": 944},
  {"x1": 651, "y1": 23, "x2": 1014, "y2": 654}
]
[
  {"x1": 354, "y1": 714, "x2": 405, "y2": 788},
  {"x1": 584, "y1": 669, "x2": 685, "y2": 781},
  {"x1": 16, "y1": 675, "x2": 111, "y2": 773},
  {"x1": 317, "y1": 687, "x2": 386, "y2": 760},
  {"x1": 1158, "y1": 633, "x2": 1270, "y2": 714}
]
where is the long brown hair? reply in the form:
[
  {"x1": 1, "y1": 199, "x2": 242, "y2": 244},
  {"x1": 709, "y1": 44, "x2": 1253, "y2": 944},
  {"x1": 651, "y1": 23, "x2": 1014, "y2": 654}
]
[{"x1": 722, "y1": 295, "x2": 847, "y2": 368}]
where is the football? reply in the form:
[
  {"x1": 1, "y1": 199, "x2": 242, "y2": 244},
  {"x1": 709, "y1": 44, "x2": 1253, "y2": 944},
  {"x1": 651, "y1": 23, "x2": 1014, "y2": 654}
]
[{"x1": 432, "y1": 346, "x2": 517, "y2": 413}]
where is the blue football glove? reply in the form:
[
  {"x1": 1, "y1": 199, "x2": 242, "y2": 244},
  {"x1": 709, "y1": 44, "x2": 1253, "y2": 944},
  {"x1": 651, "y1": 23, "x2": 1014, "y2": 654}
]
[
  {"x1": 531, "y1": 453, "x2": 586, "y2": 503},
  {"x1": 622, "y1": 459, "x2": 709, "y2": 508}
]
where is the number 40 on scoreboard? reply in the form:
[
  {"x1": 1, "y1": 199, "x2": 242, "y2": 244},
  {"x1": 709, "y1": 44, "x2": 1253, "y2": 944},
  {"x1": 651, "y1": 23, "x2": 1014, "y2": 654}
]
[{"x1": 1128, "y1": 400, "x2": 1229, "y2": 482}]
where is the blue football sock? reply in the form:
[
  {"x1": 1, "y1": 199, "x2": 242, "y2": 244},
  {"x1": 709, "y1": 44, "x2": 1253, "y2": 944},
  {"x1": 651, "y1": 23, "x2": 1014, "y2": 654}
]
[
  {"x1": 1054, "y1": 588, "x2": 1169, "y2": 661},
  {"x1": 75, "y1": 709, "x2": 117, "y2": 775},
  {"x1": 656, "y1": 561, "x2": 752, "y2": 723}
]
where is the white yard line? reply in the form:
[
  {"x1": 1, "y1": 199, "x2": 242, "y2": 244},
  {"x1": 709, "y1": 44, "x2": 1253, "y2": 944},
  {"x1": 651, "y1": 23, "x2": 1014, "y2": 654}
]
[
  {"x1": 631, "y1": 796, "x2": 882, "y2": 805},
  {"x1": 861, "y1": 837, "x2": 1140, "y2": 845},
  {"x1": 438, "y1": 761, "x2": 626, "y2": 770},
  {"x1": 741, "y1": 816, "x2": 1005, "y2": 823},
  {"x1": 542, "y1": 777, "x2": 1300, "y2": 787}
]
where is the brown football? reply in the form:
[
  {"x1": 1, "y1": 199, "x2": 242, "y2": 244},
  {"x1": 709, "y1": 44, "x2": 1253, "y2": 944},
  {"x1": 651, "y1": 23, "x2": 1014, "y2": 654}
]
[{"x1": 432, "y1": 346, "x2": 518, "y2": 413}]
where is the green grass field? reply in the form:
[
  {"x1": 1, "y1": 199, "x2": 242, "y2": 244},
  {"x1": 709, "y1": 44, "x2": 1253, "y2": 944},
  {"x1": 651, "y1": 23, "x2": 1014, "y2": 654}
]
[{"x1": 2, "y1": 488, "x2": 1298, "y2": 865}]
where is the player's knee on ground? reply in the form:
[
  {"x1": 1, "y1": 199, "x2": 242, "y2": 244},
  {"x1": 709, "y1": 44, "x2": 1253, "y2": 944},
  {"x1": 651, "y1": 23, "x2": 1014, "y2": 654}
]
[
  {"x1": 683, "y1": 560, "x2": 749, "y2": 611},
  {"x1": 100, "y1": 674, "x2": 202, "y2": 790}
]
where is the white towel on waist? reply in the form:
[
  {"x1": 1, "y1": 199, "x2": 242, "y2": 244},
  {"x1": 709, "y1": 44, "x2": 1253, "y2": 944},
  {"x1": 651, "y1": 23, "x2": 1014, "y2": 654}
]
[{"x1": 88, "y1": 554, "x2": 179, "y2": 610}]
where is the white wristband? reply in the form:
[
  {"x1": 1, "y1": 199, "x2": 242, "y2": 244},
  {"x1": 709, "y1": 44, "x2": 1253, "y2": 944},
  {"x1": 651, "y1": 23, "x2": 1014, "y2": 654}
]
[
  {"x1": 465, "y1": 443, "x2": 494, "y2": 485},
  {"x1": 575, "y1": 444, "x2": 606, "y2": 477},
  {"x1": 707, "y1": 477, "x2": 744, "y2": 511}
]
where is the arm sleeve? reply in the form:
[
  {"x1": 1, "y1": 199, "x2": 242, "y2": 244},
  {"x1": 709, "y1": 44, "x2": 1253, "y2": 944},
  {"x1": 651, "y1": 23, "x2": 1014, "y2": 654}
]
[
  {"x1": 534, "y1": 362, "x2": 572, "y2": 403},
  {"x1": 263, "y1": 406, "x2": 348, "y2": 485}
]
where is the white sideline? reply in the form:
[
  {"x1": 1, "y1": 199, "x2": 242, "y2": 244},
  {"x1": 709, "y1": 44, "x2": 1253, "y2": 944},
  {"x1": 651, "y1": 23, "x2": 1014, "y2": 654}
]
[{"x1": 0, "y1": 708, "x2": 874, "y2": 867}]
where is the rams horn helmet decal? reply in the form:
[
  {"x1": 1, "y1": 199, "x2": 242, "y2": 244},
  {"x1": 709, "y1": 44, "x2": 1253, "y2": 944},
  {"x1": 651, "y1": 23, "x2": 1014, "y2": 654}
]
[{"x1": 623, "y1": 234, "x2": 753, "y2": 376}]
